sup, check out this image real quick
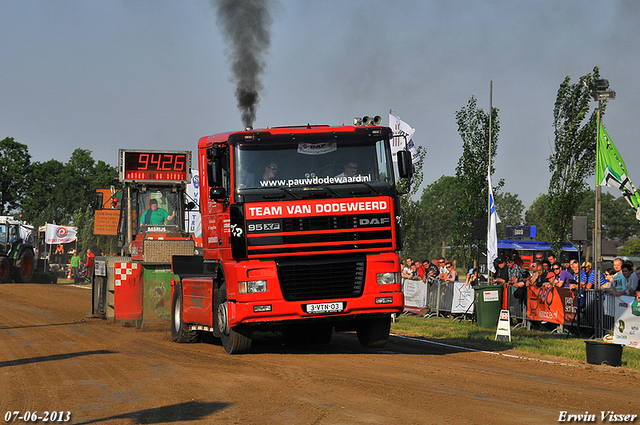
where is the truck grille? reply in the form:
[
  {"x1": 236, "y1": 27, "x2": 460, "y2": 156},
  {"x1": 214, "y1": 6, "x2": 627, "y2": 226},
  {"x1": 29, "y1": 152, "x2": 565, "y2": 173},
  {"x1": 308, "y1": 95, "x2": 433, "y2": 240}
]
[{"x1": 276, "y1": 256, "x2": 365, "y2": 301}]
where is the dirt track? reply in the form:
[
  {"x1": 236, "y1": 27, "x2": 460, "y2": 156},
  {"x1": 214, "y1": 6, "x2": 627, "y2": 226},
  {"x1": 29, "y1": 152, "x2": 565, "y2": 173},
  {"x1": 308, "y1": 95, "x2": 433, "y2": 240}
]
[{"x1": 1, "y1": 282, "x2": 639, "y2": 424}]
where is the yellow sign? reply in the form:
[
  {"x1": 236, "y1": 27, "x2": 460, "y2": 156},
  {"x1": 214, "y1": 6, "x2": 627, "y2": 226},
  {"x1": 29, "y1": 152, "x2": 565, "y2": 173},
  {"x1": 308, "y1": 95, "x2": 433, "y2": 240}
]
[{"x1": 94, "y1": 209, "x2": 120, "y2": 235}]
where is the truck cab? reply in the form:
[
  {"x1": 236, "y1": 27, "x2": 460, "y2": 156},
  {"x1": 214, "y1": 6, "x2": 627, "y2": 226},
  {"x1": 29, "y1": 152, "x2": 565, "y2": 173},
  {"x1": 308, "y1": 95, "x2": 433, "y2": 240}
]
[{"x1": 172, "y1": 121, "x2": 413, "y2": 353}]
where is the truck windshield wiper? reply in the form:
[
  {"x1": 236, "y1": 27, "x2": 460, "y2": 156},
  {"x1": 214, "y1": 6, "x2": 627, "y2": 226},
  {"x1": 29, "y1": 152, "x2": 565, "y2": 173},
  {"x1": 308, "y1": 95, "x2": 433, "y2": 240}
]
[
  {"x1": 259, "y1": 187, "x2": 300, "y2": 200},
  {"x1": 362, "y1": 182, "x2": 382, "y2": 195},
  {"x1": 318, "y1": 185, "x2": 341, "y2": 197}
]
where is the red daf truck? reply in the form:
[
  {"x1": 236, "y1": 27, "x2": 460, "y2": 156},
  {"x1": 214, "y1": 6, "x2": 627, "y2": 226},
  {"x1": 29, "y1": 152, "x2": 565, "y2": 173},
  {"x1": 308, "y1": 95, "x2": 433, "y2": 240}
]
[{"x1": 171, "y1": 118, "x2": 413, "y2": 353}]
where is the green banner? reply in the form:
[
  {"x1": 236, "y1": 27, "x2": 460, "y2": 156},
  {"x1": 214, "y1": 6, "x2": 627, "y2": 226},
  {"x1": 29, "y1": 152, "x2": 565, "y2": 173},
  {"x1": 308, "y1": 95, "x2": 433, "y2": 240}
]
[{"x1": 596, "y1": 123, "x2": 640, "y2": 220}]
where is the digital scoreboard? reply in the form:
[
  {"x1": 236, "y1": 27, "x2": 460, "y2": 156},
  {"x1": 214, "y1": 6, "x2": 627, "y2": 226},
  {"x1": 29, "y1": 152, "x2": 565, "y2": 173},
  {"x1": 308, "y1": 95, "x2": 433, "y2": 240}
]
[{"x1": 119, "y1": 149, "x2": 192, "y2": 183}]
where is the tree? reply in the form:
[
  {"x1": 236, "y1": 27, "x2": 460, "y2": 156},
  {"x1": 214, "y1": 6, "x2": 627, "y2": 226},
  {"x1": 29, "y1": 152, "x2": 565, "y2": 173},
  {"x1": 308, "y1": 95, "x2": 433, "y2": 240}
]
[
  {"x1": 451, "y1": 95, "x2": 501, "y2": 268},
  {"x1": 399, "y1": 146, "x2": 426, "y2": 251},
  {"x1": 403, "y1": 175, "x2": 463, "y2": 261},
  {"x1": 21, "y1": 149, "x2": 117, "y2": 228},
  {"x1": 574, "y1": 191, "x2": 640, "y2": 242},
  {"x1": 495, "y1": 191, "x2": 524, "y2": 238},
  {"x1": 22, "y1": 159, "x2": 66, "y2": 225},
  {"x1": 0, "y1": 137, "x2": 31, "y2": 215},
  {"x1": 524, "y1": 193, "x2": 552, "y2": 242},
  {"x1": 619, "y1": 239, "x2": 640, "y2": 257},
  {"x1": 546, "y1": 67, "x2": 602, "y2": 253}
]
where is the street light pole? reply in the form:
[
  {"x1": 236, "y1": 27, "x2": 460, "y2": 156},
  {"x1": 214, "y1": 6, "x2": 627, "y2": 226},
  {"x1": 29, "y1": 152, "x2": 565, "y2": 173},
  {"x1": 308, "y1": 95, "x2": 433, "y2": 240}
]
[{"x1": 592, "y1": 78, "x2": 615, "y2": 339}]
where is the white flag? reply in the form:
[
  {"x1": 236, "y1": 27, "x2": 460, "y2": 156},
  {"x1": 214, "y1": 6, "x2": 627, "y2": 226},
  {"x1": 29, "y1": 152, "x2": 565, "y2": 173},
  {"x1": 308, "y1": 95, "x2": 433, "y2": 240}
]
[
  {"x1": 487, "y1": 176, "x2": 501, "y2": 273},
  {"x1": 45, "y1": 223, "x2": 77, "y2": 244},
  {"x1": 389, "y1": 113, "x2": 420, "y2": 163}
]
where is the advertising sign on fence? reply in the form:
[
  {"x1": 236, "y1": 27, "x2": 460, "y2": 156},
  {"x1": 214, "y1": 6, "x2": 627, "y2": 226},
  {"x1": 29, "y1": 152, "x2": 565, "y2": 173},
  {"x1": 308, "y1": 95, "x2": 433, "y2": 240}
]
[
  {"x1": 403, "y1": 279, "x2": 427, "y2": 313},
  {"x1": 613, "y1": 295, "x2": 640, "y2": 348},
  {"x1": 451, "y1": 282, "x2": 475, "y2": 314},
  {"x1": 527, "y1": 286, "x2": 576, "y2": 326}
]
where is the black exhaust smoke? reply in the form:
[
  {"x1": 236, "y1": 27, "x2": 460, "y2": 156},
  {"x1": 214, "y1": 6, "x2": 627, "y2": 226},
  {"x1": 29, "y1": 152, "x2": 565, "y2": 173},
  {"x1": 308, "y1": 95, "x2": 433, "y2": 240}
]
[{"x1": 212, "y1": 0, "x2": 272, "y2": 128}]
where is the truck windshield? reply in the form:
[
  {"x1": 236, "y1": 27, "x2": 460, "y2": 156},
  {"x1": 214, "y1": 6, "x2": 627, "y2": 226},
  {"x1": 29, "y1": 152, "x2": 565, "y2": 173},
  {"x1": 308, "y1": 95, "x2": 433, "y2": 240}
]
[{"x1": 234, "y1": 138, "x2": 394, "y2": 193}]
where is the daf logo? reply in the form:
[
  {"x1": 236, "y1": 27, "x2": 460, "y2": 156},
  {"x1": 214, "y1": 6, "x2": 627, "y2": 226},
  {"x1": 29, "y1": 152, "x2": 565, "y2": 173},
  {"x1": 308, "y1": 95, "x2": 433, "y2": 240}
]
[{"x1": 359, "y1": 217, "x2": 390, "y2": 226}]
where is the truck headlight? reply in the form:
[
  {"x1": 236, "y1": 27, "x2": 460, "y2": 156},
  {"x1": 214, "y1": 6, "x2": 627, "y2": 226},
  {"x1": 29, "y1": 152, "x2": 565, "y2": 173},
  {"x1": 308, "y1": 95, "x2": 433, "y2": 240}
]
[
  {"x1": 377, "y1": 272, "x2": 399, "y2": 285},
  {"x1": 239, "y1": 280, "x2": 267, "y2": 293}
]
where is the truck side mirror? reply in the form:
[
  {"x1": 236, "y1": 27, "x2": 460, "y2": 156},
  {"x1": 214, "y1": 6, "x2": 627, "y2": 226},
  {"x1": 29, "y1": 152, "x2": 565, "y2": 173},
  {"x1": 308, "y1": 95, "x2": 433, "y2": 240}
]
[
  {"x1": 206, "y1": 146, "x2": 224, "y2": 188},
  {"x1": 397, "y1": 150, "x2": 413, "y2": 179},
  {"x1": 210, "y1": 187, "x2": 226, "y2": 200}
]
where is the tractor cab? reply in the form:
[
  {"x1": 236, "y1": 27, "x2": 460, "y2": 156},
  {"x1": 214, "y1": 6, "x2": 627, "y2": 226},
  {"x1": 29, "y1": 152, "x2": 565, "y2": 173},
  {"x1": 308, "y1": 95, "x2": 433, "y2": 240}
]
[{"x1": 0, "y1": 216, "x2": 35, "y2": 283}]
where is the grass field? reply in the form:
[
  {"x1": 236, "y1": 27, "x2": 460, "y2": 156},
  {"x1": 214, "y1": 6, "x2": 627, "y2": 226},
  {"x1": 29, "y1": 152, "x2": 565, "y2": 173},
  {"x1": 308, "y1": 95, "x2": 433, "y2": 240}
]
[{"x1": 391, "y1": 315, "x2": 640, "y2": 370}]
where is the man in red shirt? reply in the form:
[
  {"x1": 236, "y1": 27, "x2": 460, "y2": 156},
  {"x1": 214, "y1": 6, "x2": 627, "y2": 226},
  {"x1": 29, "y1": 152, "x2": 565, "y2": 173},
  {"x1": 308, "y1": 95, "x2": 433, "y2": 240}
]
[{"x1": 86, "y1": 248, "x2": 95, "y2": 283}]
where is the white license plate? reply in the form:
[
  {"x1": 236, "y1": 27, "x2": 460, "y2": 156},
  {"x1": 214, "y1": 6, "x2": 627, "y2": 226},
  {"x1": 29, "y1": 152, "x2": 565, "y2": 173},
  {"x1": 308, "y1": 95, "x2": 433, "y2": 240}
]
[{"x1": 305, "y1": 302, "x2": 344, "y2": 314}]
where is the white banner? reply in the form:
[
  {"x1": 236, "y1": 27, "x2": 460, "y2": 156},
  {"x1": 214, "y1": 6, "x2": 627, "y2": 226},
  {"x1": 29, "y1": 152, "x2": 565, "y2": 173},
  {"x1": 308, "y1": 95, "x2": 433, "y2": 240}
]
[
  {"x1": 185, "y1": 169, "x2": 202, "y2": 238},
  {"x1": 613, "y1": 295, "x2": 640, "y2": 348},
  {"x1": 44, "y1": 223, "x2": 77, "y2": 244},
  {"x1": 487, "y1": 175, "x2": 501, "y2": 273},
  {"x1": 389, "y1": 113, "x2": 420, "y2": 164},
  {"x1": 451, "y1": 282, "x2": 475, "y2": 314},
  {"x1": 403, "y1": 279, "x2": 427, "y2": 311}
]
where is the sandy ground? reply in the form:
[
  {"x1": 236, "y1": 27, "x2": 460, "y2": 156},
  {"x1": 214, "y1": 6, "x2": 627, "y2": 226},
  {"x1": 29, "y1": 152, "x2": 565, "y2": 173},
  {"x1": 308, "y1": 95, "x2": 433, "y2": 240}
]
[{"x1": 1, "y1": 282, "x2": 639, "y2": 425}]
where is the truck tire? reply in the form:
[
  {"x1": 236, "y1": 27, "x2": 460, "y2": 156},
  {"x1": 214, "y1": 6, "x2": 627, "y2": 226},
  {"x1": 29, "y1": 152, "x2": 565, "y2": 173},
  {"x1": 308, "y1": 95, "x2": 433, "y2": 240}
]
[
  {"x1": 171, "y1": 282, "x2": 199, "y2": 343},
  {"x1": 0, "y1": 257, "x2": 10, "y2": 283},
  {"x1": 356, "y1": 315, "x2": 391, "y2": 349},
  {"x1": 13, "y1": 249, "x2": 34, "y2": 283},
  {"x1": 216, "y1": 283, "x2": 252, "y2": 354}
]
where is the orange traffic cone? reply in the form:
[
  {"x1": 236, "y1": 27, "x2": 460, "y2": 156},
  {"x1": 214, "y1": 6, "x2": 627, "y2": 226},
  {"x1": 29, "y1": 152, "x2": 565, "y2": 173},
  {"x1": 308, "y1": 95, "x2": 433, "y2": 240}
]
[{"x1": 67, "y1": 267, "x2": 72, "y2": 280}]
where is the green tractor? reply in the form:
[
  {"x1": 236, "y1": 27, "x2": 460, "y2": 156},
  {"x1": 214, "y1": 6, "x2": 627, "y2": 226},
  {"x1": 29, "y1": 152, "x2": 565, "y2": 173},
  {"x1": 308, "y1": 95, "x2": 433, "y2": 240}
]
[{"x1": 0, "y1": 216, "x2": 35, "y2": 283}]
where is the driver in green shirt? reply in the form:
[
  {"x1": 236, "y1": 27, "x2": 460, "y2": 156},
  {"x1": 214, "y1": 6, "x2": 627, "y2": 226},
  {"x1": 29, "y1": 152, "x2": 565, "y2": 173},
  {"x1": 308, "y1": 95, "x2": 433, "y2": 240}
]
[{"x1": 141, "y1": 199, "x2": 176, "y2": 225}]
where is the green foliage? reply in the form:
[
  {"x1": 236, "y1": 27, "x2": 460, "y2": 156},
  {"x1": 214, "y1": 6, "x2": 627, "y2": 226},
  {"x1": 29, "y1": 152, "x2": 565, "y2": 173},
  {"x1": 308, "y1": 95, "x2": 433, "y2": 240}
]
[
  {"x1": 71, "y1": 206, "x2": 118, "y2": 256},
  {"x1": 524, "y1": 193, "x2": 553, "y2": 241},
  {"x1": 495, "y1": 191, "x2": 524, "y2": 238},
  {"x1": 403, "y1": 175, "x2": 463, "y2": 261},
  {"x1": 547, "y1": 67, "x2": 602, "y2": 253},
  {"x1": 400, "y1": 146, "x2": 426, "y2": 251},
  {"x1": 451, "y1": 95, "x2": 502, "y2": 268},
  {"x1": 0, "y1": 137, "x2": 32, "y2": 215},
  {"x1": 21, "y1": 148, "x2": 117, "y2": 228},
  {"x1": 574, "y1": 191, "x2": 640, "y2": 242},
  {"x1": 619, "y1": 239, "x2": 640, "y2": 257},
  {"x1": 21, "y1": 159, "x2": 66, "y2": 225}
]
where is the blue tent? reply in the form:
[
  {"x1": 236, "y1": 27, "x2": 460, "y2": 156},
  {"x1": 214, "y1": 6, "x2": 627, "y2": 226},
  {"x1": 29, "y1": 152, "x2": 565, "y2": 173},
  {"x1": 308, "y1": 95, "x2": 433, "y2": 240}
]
[{"x1": 497, "y1": 240, "x2": 578, "y2": 252}]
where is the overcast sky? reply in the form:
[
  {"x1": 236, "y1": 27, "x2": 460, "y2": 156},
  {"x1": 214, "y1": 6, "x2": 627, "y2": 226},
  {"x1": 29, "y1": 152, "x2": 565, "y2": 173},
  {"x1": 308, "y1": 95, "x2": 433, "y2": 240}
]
[{"x1": 2, "y1": 1, "x2": 639, "y2": 209}]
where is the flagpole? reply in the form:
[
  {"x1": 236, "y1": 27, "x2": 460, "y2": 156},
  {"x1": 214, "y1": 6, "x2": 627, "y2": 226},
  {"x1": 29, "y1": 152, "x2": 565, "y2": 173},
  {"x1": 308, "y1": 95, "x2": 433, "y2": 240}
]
[
  {"x1": 594, "y1": 103, "x2": 603, "y2": 339},
  {"x1": 594, "y1": 106, "x2": 602, "y2": 288},
  {"x1": 488, "y1": 81, "x2": 493, "y2": 282}
]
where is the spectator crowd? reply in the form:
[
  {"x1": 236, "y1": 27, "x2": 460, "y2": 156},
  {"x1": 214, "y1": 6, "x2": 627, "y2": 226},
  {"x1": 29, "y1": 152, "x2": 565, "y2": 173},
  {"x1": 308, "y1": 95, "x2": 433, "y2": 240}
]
[{"x1": 401, "y1": 252, "x2": 640, "y2": 308}]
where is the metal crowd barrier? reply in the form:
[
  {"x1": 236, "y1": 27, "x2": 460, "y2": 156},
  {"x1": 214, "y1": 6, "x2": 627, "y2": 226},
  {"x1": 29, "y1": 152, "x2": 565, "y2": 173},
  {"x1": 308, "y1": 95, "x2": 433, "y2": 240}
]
[
  {"x1": 403, "y1": 278, "x2": 464, "y2": 318},
  {"x1": 404, "y1": 279, "x2": 617, "y2": 335}
]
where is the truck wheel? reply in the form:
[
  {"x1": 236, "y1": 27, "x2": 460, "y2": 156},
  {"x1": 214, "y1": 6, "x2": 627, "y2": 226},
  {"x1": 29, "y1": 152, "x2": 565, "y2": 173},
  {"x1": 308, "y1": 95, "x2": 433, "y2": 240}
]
[
  {"x1": 14, "y1": 249, "x2": 34, "y2": 283},
  {"x1": 0, "y1": 257, "x2": 10, "y2": 283},
  {"x1": 216, "y1": 283, "x2": 252, "y2": 354},
  {"x1": 171, "y1": 282, "x2": 199, "y2": 343},
  {"x1": 356, "y1": 315, "x2": 391, "y2": 349}
]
